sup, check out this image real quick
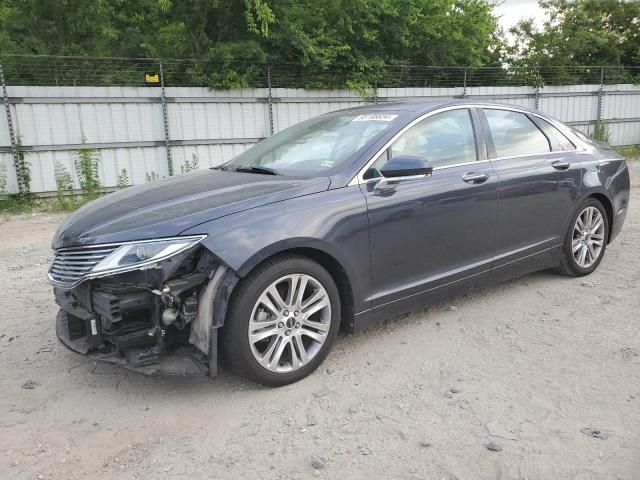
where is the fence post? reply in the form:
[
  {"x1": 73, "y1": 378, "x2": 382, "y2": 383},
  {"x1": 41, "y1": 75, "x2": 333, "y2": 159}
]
[
  {"x1": 373, "y1": 80, "x2": 378, "y2": 104},
  {"x1": 0, "y1": 63, "x2": 22, "y2": 194},
  {"x1": 462, "y1": 68, "x2": 467, "y2": 98},
  {"x1": 596, "y1": 67, "x2": 605, "y2": 124},
  {"x1": 159, "y1": 62, "x2": 173, "y2": 176},
  {"x1": 267, "y1": 65, "x2": 274, "y2": 136},
  {"x1": 534, "y1": 67, "x2": 541, "y2": 110}
]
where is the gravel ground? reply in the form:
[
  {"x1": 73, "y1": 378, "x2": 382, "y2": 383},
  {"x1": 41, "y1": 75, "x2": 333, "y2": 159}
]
[{"x1": 1, "y1": 161, "x2": 639, "y2": 480}]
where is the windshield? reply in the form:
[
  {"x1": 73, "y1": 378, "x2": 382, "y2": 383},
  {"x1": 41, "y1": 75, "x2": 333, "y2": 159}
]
[{"x1": 223, "y1": 111, "x2": 401, "y2": 176}]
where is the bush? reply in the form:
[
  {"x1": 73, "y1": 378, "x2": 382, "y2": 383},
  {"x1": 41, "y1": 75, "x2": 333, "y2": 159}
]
[
  {"x1": 0, "y1": 161, "x2": 34, "y2": 213},
  {"x1": 181, "y1": 153, "x2": 200, "y2": 174},
  {"x1": 117, "y1": 168, "x2": 130, "y2": 188},
  {"x1": 0, "y1": 147, "x2": 35, "y2": 213},
  {"x1": 74, "y1": 146, "x2": 102, "y2": 200},
  {"x1": 15, "y1": 137, "x2": 32, "y2": 195},
  {"x1": 593, "y1": 122, "x2": 610, "y2": 143},
  {"x1": 53, "y1": 161, "x2": 76, "y2": 211},
  {"x1": 0, "y1": 160, "x2": 7, "y2": 194}
]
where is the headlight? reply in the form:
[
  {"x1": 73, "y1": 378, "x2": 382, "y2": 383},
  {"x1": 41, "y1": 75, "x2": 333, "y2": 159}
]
[{"x1": 91, "y1": 235, "x2": 206, "y2": 275}]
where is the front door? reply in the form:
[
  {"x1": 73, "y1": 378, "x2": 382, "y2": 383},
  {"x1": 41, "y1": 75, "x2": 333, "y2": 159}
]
[{"x1": 361, "y1": 108, "x2": 499, "y2": 310}]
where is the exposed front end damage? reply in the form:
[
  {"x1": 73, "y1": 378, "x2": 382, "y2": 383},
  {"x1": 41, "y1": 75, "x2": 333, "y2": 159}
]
[{"x1": 52, "y1": 243, "x2": 238, "y2": 377}]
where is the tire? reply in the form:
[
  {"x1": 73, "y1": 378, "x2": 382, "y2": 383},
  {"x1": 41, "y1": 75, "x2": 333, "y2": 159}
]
[
  {"x1": 556, "y1": 198, "x2": 609, "y2": 277},
  {"x1": 220, "y1": 254, "x2": 341, "y2": 387}
]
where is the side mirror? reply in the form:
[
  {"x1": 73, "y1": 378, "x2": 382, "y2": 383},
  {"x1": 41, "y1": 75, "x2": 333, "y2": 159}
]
[
  {"x1": 374, "y1": 156, "x2": 432, "y2": 194},
  {"x1": 380, "y1": 156, "x2": 433, "y2": 178}
]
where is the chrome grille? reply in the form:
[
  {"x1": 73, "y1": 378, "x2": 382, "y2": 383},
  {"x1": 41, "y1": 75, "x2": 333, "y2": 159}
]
[{"x1": 49, "y1": 244, "x2": 120, "y2": 287}]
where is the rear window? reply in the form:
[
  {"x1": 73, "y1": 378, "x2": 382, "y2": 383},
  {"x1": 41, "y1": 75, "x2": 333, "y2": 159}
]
[{"x1": 483, "y1": 109, "x2": 550, "y2": 158}]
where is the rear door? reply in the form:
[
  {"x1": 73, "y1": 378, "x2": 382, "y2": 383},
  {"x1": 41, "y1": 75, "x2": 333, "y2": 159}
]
[{"x1": 479, "y1": 108, "x2": 582, "y2": 276}]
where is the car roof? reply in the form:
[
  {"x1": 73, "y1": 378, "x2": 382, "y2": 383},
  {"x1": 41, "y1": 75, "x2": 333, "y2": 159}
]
[{"x1": 338, "y1": 99, "x2": 543, "y2": 117}]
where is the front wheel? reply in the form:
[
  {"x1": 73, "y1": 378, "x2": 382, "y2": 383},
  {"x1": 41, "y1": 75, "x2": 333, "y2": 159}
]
[
  {"x1": 556, "y1": 198, "x2": 609, "y2": 277},
  {"x1": 220, "y1": 254, "x2": 341, "y2": 386}
]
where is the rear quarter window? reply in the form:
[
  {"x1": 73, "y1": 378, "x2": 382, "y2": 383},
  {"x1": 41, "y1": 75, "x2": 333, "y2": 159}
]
[{"x1": 534, "y1": 118, "x2": 577, "y2": 151}]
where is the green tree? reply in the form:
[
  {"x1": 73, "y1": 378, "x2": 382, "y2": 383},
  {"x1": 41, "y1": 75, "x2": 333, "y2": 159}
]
[
  {"x1": 507, "y1": 0, "x2": 640, "y2": 83},
  {"x1": 1, "y1": 0, "x2": 501, "y2": 88}
]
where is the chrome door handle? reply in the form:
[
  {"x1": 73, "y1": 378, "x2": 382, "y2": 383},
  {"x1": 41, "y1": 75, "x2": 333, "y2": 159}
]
[
  {"x1": 373, "y1": 173, "x2": 429, "y2": 194},
  {"x1": 462, "y1": 172, "x2": 489, "y2": 184},
  {"x1": 551, "y1": 160, "x2": 570, "y2": 170}
]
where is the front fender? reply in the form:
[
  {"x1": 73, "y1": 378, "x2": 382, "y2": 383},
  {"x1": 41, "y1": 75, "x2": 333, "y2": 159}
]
[{"x1": 181, "y1": 186, "x2": 372, "y2": 314}]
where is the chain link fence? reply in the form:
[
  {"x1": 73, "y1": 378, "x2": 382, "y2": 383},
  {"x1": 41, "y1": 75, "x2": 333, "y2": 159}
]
[
  {"x1": 0, "y1": 54, "x2": 639, "y2": 195},
  {"x1": 2, "y1": 54, "x2": 639, "y2": 89}
]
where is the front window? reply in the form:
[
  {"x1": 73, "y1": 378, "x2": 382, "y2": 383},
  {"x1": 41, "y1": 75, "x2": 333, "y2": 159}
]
[
  {"x1": 224, "y1": 111, "x2": 402, "y2": 177},
  {"x1": 365, "y1": 108, "x2": 477, "y2": 177}
]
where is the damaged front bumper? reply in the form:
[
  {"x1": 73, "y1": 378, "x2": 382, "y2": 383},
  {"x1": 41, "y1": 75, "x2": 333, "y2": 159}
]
[
  {"x1": 56, "y1": 310, "x2": 210, "y2": 375},
  {"x1": 51, "y1": 244, "x2": 237, "y2": 377}
]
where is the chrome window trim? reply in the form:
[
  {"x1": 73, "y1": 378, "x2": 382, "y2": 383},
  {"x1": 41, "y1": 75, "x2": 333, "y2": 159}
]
[
  {"x1": 53, "y1": 235, "x2": 206, "y2": 252},
  {"x1": 348, "y1": 104, "x2": 587, "y2": 186},
  {"x1": 432, "y1": 159, "x2": 491, "y2": 171},
  {"x1": 490, "y1": 150, "x2": 572, "y2": 163}
]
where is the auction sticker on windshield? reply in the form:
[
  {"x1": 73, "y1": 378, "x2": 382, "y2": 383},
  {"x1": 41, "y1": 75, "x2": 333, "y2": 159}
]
[{"x1": 352, "y1": 114, "x2": 398, "y2": 122}]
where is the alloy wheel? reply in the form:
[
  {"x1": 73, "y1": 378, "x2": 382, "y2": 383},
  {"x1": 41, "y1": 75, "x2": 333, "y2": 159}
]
[
  {"x1": 572, "y1": 206, "x2": 605, "y2": 268},
  {"x1": 248, "y1": 274, "x2": 332, "y2": 373}
]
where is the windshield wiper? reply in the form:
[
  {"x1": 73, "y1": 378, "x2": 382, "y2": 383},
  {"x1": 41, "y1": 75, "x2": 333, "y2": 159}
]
[
  {"x1": 211, "y1": 164, "x2": 234, "y2": 171},
  {"x1": 212, "y1": 164, "x2": 233, "y2": 171},
  {"x1": 234, "y1": 166, "x2": 279, "y2": 175}
]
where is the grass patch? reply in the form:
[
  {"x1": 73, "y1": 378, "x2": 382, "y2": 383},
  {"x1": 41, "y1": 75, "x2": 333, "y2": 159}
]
[
  {"x1": 615, "y1": 145, "x2": 640, "y2": 160},
  {"x1": 0, "y1": 193, "x2": 96, "y2": 215},
  {"x1": 0, "y1": 194, "x2": 38, "y2": 215},
  {"x1": 45, "y1": 196, "x2": 88, "y2": 213}
]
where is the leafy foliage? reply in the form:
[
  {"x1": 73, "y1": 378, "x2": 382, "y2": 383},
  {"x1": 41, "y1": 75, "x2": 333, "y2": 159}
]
[
  {"x1": 0, "y1": 0, "x2": 502, "y2": 88},
  {"x1": 614, "y1": 144, "x2": 640, "y2": 160},
  {"x1": 53, "y1": 160, "x2": 76, "y2": 211},
  {"x1": 592, "y1": 122, "x2": 611, "y2": 144},
  {"x1": 1, "y1": 1, "x2": 639, "y2": 90},
  {"x1": 74, "y1": 146, "x2": 102, "y2": 200},
  {"x1": 117, "y1": 168, "x2": 130, "y2": 188},
  {"x1": 507, "y1": 0, "x2": 640, "y2": 83},
  {"x1": 14, "y1": 137, "x2": 31, "y2": 195},
  {"x1": 0, "y1": 148, "x2": 35, "y2": 213},
  {"x1": 0, "y1": 160, "x2": 7, "y2": 194},
  {"x1": 181, "y1": 154, "x2": 200, "y2": 174},
  {"x1": 145, "y1": 171, "x2": 160, "y2": 182}
]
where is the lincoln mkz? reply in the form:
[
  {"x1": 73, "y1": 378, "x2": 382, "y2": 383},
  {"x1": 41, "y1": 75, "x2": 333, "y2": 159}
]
[{"x1": 49, "y1": 100, "x2": 630, "y2": 386}]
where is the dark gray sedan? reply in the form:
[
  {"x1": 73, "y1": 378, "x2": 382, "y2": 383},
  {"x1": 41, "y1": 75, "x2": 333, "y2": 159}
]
[{"x1": 49, "y1": 100, "x2": 630, "y2": 386}]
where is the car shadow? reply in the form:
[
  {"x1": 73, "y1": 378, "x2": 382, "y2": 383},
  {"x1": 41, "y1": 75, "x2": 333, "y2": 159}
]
[{"x1": 64, "y1": 268, "x2": 565, "y2": 398}]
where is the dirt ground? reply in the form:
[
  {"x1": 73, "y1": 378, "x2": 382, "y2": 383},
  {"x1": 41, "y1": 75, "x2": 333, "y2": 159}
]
[{"x1": 1, "y1": 162, "x2": 639, "y2": 480}]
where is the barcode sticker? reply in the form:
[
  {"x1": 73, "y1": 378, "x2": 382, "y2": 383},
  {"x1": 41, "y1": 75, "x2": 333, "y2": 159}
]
[{"x1": 352, "y1": 114, "x2": 398, "y2": 122}]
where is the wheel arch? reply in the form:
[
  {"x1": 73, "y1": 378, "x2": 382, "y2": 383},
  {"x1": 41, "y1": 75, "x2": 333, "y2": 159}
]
[
  {"x1": 584, "y1": 191, "x2": 614, "y2": 244},
  {"x1": 567, "y1": 188, "x2": 614, "y2": 244},
  {"x1": 286, "y1": 247, "x2": 356, "y2": 332},
  {"x1": 235, "y1": 243, "x2": 357, "y2": 332}
]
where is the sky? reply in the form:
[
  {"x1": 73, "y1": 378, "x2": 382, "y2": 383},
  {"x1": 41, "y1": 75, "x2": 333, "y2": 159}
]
[{"x1": 493, "y1": 0, "x2": 546, "y2": 33}]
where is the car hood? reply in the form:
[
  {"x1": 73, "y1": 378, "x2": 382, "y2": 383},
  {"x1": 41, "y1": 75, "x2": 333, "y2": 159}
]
[{"x1": 52, "y1": 170, "x2": 330, "y2": 249}]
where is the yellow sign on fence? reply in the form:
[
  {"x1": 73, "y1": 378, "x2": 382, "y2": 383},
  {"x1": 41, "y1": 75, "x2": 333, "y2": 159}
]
[{"x1": 145, "y1": 72, "x2": 160, "y2": 84}]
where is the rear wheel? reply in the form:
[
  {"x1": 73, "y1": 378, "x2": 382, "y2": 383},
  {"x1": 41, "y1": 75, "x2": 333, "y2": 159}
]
[
  {"x1": 220, "y1": 254, "x2": 340, "y2": 386},
  {"x1": 556, "y1": 198, "x2": 609, "y2": 276}
]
